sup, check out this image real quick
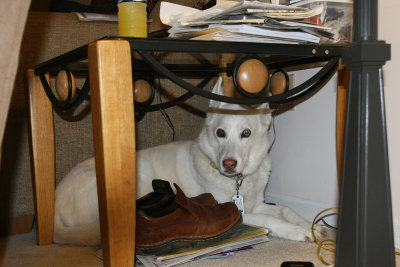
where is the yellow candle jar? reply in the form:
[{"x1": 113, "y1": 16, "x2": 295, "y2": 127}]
[{"x1": 118, "y1": 0, "x2": 147, "y2": 37}]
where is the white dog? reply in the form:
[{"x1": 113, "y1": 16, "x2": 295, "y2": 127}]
[{"x1": 54, "y1": 77, "x2": 324, "y2": 246}]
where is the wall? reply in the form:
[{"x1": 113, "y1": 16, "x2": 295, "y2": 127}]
[
  {"x1": 266, "y1": 69, "x2": 339, "y2": 222},
  {"x1": 379, "y1": 0, "x2": 400, "y2": 250},
  {"x1": 266, "y1": 0, "x2": 400, "y2": 248}
]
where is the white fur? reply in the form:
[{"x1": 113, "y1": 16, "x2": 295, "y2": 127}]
[{"x1": 54, "y1": 77, "x2": 324, "y2": 246}]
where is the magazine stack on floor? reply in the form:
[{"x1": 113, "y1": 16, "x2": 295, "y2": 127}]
[
  {"x1": 135, "y1": 225, "x2": 269, "y2": 266},
  {"x1": 160, "y1": 0, "x2": 353, "y2": 44},
  {"x1": 94, "y1": 179, "x2": 269, "y2": 267}
]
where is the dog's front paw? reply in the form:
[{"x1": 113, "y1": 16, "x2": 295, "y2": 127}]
[
  {"x1": 300, "y1": 222, "x2": 328, "y2": 240},
  {"x1": 311, "y1": 223, "x2": 328, "y2": 241},
  {"x1": 298, "y1": 221, "x2": 328, "y2": 241},
  {"x1": 271, "y1": 224, "x2": 314, "y2": 242}
]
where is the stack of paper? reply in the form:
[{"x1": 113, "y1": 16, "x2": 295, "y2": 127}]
[
  {"x1": 136, "y1": 224, "x2": 269, "y2": 267},
  {"x1": 160, "y1": 0, "x2": 338, "y2": 44},
  {"x1": 94, "y1": 224, "x2": 269, "y2": 267}
]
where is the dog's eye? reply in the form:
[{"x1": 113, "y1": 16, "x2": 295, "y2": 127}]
[
  {"x1": 241, "y1": 128, "x2": 251, "y2": 138},
  {"x1": 216, "y1": 128, "x2": 226, "y2": 138}
]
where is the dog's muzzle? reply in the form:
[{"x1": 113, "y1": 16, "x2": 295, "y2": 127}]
[{"x1": 223, "y1": 158, "x2": 237, "y2": 173}]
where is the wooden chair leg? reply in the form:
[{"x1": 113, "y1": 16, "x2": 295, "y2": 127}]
[
  {"x1": 219, "y1": 54, "x2": 242, "y2": 98},
  {"x1": 88, "y1": 40, "x2": 136, "y2": 267},
  {"x1": 25, "y1": 70, "x2": 55, "y2": 245},
  {"x1": 336, "y1": 60, "x2": 349, "y2": 187}
]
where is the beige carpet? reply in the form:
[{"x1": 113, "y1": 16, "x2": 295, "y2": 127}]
[{"x1": 0, "y1": 231, "x2": 398, "y2": 267}]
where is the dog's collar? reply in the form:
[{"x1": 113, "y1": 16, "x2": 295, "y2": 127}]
[
  {"x1": 210, "y1": 161, "x2": 217, "y2": 170},
  {"x1": 210, "y1": 161, "x2": 235, "y2": 179},
  {"x1": 210, "y1": 161, "x2": 246, "y2": 211}
]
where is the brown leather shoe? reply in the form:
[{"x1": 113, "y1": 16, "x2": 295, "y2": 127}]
[
  {"x1": 136, "y1": 183, "x2": 242, "y2": 255},
  {"x1": 151, "y1": 179, "x2": 217, "y2": 206},
  {"x1": 136, "y1": 180, "x2": 217, "y2": 218},
  {"x1": 192, "y1": 192, "x2": 217, "y2": 206}
]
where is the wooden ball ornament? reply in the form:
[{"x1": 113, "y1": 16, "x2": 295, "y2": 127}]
[
  {"x1": 55, "y1": 69, "x2": 76, "y2": 102},
  {"x1": 133, "y1": 79, "x2": 153, "y2": 104},
  {"x1": 270, "y1": 70, "x2": 289, "y2": 95},
  {"x1": 233, "y1": 56, "x2": 270, "y2": 97}
]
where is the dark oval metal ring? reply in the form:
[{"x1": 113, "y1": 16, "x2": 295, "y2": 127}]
[
  {"x1": 232, "y1": 55, "x2": 270, "y2": 98},
  {"x1": 135, "y1": 110, "x2": 147, "y2": 122},
  {"x1": 63, "y1": 67, "x2": 74, "y2": 105},
  {"x1": 39, "y1": 72, "x2": 90, "y2": 112},
  {"x1": 135, "y1": 50, "x2": 339, "y2": 105}
]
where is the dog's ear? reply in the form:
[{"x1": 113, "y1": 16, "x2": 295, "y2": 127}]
[
  {"x1": 208, "y1": 76, "x2": 271, "y2": 115},
  {"x1": 208, "y1": 76, "x2": 224, "y2": 109},
  {"x1": 260, "y1": 110, "x2": 272, "y2": 129},
  {"x1": 254, "y1": 102, "x2": 269, "y2": 111}
]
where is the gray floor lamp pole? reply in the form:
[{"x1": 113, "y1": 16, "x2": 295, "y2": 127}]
[{"x1": 335, "y1": 0, "x2": 395, "y2": 266}]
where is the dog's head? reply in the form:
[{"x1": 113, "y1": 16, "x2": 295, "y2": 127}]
[{"x1": 198, "y1": 77, "x2": 272, "y2": 177}]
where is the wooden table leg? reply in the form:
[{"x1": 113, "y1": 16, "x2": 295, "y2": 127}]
[
  {"x1": 336, "y1": 60, "x2": 349, "y2": 187},
  {"x1": 25, "y1": 70, "x2": 55, "y2": 245},
  {"x1": 88, "y1": 40, "x2": 136, "y2": 267}
]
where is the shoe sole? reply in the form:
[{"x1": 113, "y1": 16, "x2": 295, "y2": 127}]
[{"x1": 136, "y1": 215, "x2": 243, "y2": 256}]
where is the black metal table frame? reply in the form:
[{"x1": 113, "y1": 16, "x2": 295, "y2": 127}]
[
  {"x1": 34, "y1": 37, "x2": 344, "y2": 111},
  {"x1": 31, "y1": 0, "x2": 395, "y2": 266}
]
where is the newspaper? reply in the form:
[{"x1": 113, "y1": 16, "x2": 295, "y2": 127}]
[
  {"x1": 178, "y1": 5, "x2": 323, "y2": 26},
  {"x1": 160, "y1": 1, "x2": 332, "y2": 44},
  {"x1": 170, "y1": 24, "x2": 320, "y2": 43},
  {"x1": 290, "y1": 0, "x2": 352, "y2": 5},
  {"x1": 160, "y1": 1, "x2": 321, "y2": 27},
  {"x1": 208, "y1": 24, "x2": 320, "y2": 43}
]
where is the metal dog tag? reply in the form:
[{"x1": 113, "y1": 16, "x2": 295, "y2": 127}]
[{"x1": 232, "y1": 194, "x2": 244, "y2": 215}]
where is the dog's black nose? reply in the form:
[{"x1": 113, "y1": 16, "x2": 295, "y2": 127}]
[{"x1": 223, "y1": 158, "x2": 237, "y2": 171}]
